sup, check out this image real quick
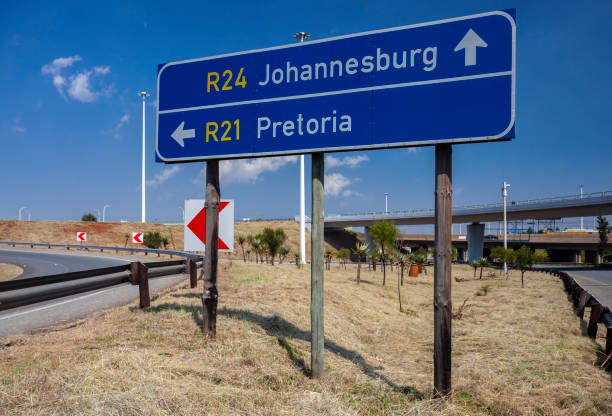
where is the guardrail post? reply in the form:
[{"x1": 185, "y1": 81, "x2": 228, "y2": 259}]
[
  {"x1": 577, "y1": 292, "x2": 592, "y2": 319},
  {"x1": 587, "y1": 303, "x2": 604, "y2": 339},
  {"x1": 138, "y1": 262, "x2": 150, "y2": 308},
  {"x1": 130, "y1": 262, "x2": 140, "y2": 285},
  {"x1": 189, "y1": 259, "x2": 197, "y2": 288}
]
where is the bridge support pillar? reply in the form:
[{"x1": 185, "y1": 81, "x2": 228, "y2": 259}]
[
  {"x1": 585, "y1": 250, "x2": 601, "y2": 264},
  {"x1": 364, "y1": 226, "x2": 374, "y2": 255},
  {"x1": 467, "y1": 222, "x2": 485, "y2": 265},
  {"x1": 573, "y1": 250, "x2": 581, "y2": 264}
]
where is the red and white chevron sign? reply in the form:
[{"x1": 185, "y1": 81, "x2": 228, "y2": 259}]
[
  {"x1": 132, "y1": 232, "x2": 143, "y2": 244},
  {"x1": 184, "y1": 199, "x2": 234, "y2": 252},
  {"x1": 76, "y1": 232, "x2": 87, "y2": 242}
]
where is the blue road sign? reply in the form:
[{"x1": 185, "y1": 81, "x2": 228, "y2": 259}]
[{"x1": 156, "y1": 10, "x2": 515, "y2": 163}]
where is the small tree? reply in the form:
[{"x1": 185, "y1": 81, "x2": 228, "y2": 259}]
[
  {"x1": 279, "y1": 246, "x2": 290, "y2": 264},
  {"x1": 369, "y1": 250, "x2": 379, "y2": 271},
  {"x1": 143, "y1": 231, "x2": 164, "y2": 249},
  {"x1": 471, "y1": 258, "x2": 480, "y2": 278},
  {"x1": 534, "y1": 249, "x2": 549, "y2": 263},
  {"x1": 597, "y1": 216, "x2": 609, "y2": 259},
  {"x1": 337, "y1": 248, "x2": 351, "y2": 269},
  {"x1": 451, "y1": 246, "x2": 458, "y2": 263},
  {"x1": 260, "y1": 227, "x2": 287, "y2": 265},
  {"x1": 82, "y1": 213, "x2": 97, "y2": 222},
  {"x1": 294, "y1": 253, "x2": 301, "y2": 268},
  {"x1": 124, "y1": 233, "x2": 130, "y2": 247},
  {"x1": 353, "y1": 241, "x2": 369, "y2": 284},
  {"x1": 238, "y1": 234, "x2": 247, "y2": 262},
  {"x1": 325, "y1": 249, "x2": 334, "y2": 271},
  {"x1": 161, "y1": 235, "x2": 169, "y2": 249},
  {"x1": 369, "y1": 220, "x2": 401, "y2": 286},
  {"x1": 477, "y1": 257, "x2": 489, "y2": 279},
  {"x1": 514, "y1": 245, "x2": 535, "y2": 288}
]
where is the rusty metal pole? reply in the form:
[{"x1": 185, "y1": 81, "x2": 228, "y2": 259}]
[
  {"x1": 130, "y1": 262, "x2": 140, "y2": 285},
  {"x1": 189, "y1": 259, "x2": 197, "y2": 288},
  {"x1": 434, "y1": 144, "x2": 452, "y2": 397},
  {"x1": 138, "y1": 262, "x2": 150, "y2": 308},
  {"x1": 202, "y1": 160, "x2": 220, "y2": 338},
  {"x1": 311, "y1": 152, "x2": 325, "y2": 378}
]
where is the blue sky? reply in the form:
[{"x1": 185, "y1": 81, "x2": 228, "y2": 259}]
[{"x1": 1, "y1": 0, "x2": 610, "y2": 230}]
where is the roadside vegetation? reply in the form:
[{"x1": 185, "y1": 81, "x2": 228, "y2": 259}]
[{"x1": 1, "y1": 260, "x2": 610, "y2": 415}]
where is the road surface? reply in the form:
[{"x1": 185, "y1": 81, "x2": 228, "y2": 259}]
[
  {"x1": 0, "y1": 274, "x2": 188, "y2": 337},
  {"x1": 0, "y1": 248, "x2": 139, "y2": 279}
]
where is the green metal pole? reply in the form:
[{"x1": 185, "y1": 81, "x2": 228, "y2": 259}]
[{"x1": 311, "y1": 152, "x2": 325, "y2": 378}]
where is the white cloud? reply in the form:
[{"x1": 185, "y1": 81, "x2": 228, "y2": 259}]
[
  {"x1": 218, "y1": 156, "x2": 298, "y2": 184},
  {"x1": 101, "y1": 113, "x2": 130, "y2": 138},
  {"x1": 67, "y1": 72, "x2": 97, "y2": 102},
  {"x1": 147, "y1": 166, "x2": 181, "y2": 187},
  {"x1": 41, "y1": 55, "x2": 111, "y2": 102},
  {"x1": 407, "y1": 148, "x2": 418, "y2": 153},
  {"x1": 325, "y1": 172, "x2": 350, "y2": 196},
  {"x1": 325, "y1": 154, "x2": 369, "y2": 169},
  {"x1": 12, "y1": 126, "x2": 25, "y2": 133}
]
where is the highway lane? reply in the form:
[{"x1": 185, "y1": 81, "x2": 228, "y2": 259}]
[
  {"x1": 0, "y1": 248, "x2": 138, "y2": 279},
  {"x1": 0, "y1": 274, "x2": 188, "y2": 337}
]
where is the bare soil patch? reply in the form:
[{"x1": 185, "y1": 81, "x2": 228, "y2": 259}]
[{"x1": 1, "y1": 263, "x2": 610, "y2": 415}]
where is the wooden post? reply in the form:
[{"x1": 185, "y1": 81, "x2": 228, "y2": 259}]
[
  {"x1": 311, "y1": 152, "x2": 325, "y2": 378},
  {"x1": 202, "y1": 160, "x2": 220, "y2": 338},
  {"x1": 587, "y1": 303, "x2": 604, "y2": 339},
  {"x1": 189, "y1": 259, "x2": 197, "y2": 288},
  {"x1": 434, "y1": 144, "x2": 452, "y2": 398},
  {"x1": 138, "y1": 262, "x2": 150, "y2": 308},
  {"x1": 130, "y1": 261, "x2": 140, "y2": 285}
]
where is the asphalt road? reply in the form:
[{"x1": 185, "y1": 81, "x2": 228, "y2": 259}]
[
  {"x1": 0, "y1": 274, "x2": 189, "y2": 337},
  {"x1": 551, "y1": 266, "x2": 612, "y2": 310},
  {"x1": 0, "y1": 248, "x2": 139, "y2": 279}
]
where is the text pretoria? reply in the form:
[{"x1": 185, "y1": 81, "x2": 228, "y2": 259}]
[{"x1": 259, "y1": 46, "x2": 437, "y2": 86}]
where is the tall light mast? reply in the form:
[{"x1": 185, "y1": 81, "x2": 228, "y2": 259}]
[{"x1": 139, "y1": 91, "x2": 150, "y2": 223}]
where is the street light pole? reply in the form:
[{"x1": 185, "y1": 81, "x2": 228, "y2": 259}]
[
  {"x1": 179, "y1": 206, "x2": 185, "y2": 223},
  {"x1": 502, "y1": 181, "x2": 510, "y2": 274},
  {"x1": 94, "y1": 208, "x2": 101, "y2": 222},
  {"x1": 102, "y1": 204, "x2": 110, "y2": 222},
  {"x1": 294, "y1": 32, "x2": 311, "y2": 265},
  {"x1": 139, "y1": 91, "x2": 150, "y2": 224},
  {"x1": 580, "y1": 184, "x2": 584, "y2": 231},
  {"x1": 385, "y1": 192, "x2": 389, "y2": 214}
]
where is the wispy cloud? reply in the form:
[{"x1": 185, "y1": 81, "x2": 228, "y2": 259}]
[
  {"x1": 41, "y1": 55, "x2": 112, "y2": 102},
  {"x1": 213, "y1": 156, "x2": 298, "y2": 184},
  {"x1": 407, "y1": 148, "x2": 418, "y2": 153},
  {"x1": 147, "y1": 166, "x2": 181, "y2": 187},
  {"x1": 325, "y1": 154, "x2": 369, "y2": 169},
  {"x1": 101, "y1": 113, "x2": 130, "y2": 139},
  {"x1": 12, "y1": 118, "x2": 25, "y2": 133}
]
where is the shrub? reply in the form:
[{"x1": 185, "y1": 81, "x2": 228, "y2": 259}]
[
  {"x1": 82, "y1": 213, "x2": 97, "y2": 222},
  {"x1": 143, "y1": 231, "x2": 164, "y2": 249}
]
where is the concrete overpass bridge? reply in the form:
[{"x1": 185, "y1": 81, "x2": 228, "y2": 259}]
[{"x1": 313, "y1": 190, "x2": 612, "y2": 263}]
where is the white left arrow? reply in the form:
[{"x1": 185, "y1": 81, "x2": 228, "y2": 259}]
[
  {"x1": 171, "y1": 121, "x2": 196, "y2": 147},
  {"x1": 454, "y1": 28, "x2": 488, "y2": 66}
]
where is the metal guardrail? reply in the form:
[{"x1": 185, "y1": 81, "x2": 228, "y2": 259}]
[
  {"x1": 538, "y1": 268, "x2": 612, "y2": 361},
  {"x1": 0, "y1": 254, "x2": 202, "y2": 311},
  {"x1": 0, "y1": 241, "x2": 203, "y2": 260},
  {"x1": 324, "y1": 190, "x2": 612, "y2": 219}
]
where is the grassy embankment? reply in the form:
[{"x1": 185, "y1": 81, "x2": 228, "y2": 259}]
[
  {"x1": 0, "y1": 263, "x2": 22, "y2": 281},
  {"x1": 0, "y1": 262, "x2": 610, "y2": 415}
]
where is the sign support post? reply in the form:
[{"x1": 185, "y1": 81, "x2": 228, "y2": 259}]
[
  {"x1": 434, "y1": 144, "x2": 452, "y2": 397},
  {"x1": 203, "y1": 159, "x2": 220, "y2": 338},
  {"x1": 310, "y1": 152, "x2": 325, "y2": 378}
]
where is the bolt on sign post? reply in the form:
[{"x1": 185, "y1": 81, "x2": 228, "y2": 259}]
[{"x1": 155, "y1": 10, "x2": 515, "y2": 386}]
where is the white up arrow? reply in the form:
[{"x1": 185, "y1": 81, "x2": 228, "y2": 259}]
[
  {"x1": 171, "y1": 121, "x2": 196, "y2": 147},
  {"x1": 454, "y1": 29, "x2": 487, "y2": 66}
]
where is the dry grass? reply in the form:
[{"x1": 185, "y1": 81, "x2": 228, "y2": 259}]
[
  {"x1": 0, "y1": 263, "x2": 610, "y2": 415},
  {"x1": 0, "y1": 262, "x2": 22, "y2": 281}
]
